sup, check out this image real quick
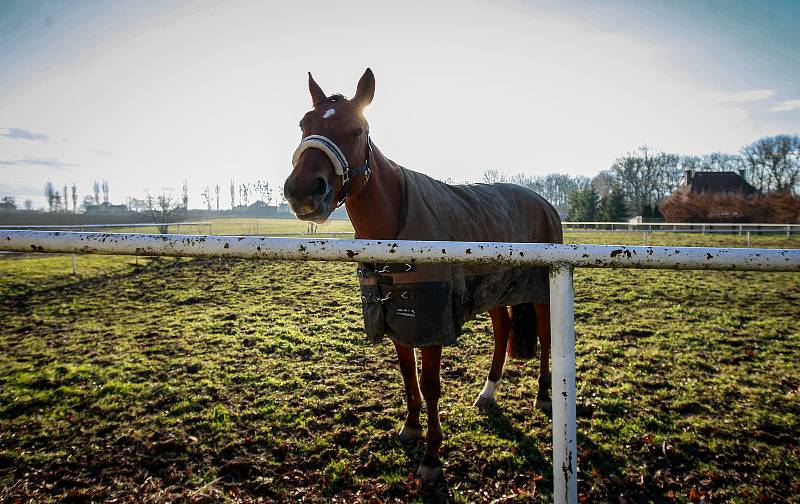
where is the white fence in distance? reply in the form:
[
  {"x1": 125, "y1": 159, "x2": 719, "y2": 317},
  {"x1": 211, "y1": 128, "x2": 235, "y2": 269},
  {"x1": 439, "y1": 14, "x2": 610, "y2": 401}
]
[
  {"x1": 563, "y1": 220, "x2": 800, "y2": 235},
  {"x1": 1, "y1": 229, "x2": 799, "y2": 504}
]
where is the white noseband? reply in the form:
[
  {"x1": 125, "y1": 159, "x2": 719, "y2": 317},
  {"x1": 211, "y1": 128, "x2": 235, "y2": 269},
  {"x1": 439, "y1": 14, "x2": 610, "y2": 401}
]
[
  {"x1": 292, "y1": 135, "x2": 349, "y2": 176},
  {"x1": 291, "y1": 134, "x2": 372, "y2": 206}
]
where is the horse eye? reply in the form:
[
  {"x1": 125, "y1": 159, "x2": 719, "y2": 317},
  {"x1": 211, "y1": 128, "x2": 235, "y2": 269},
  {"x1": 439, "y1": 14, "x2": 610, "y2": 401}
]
[{"x1": 352, "y1": 128, "x2": 363, "y2": 138}]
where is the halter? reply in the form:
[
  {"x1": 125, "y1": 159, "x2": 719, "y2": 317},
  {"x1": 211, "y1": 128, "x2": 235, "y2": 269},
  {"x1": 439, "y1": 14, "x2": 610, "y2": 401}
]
[{"x1": 292, "y1": 134, "x2": 372, "y2": 207}]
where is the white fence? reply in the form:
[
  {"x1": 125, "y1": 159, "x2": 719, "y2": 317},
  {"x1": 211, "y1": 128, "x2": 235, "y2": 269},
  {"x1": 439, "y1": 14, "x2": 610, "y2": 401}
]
[
  {"x1": 1, "y1": 230, "x2": 799, "y2": 504},
  {"x1": 0, "y1": 222, "x2": 211, "y2": 273},
  {"x1": 0, "y1": 221, "x2": 212, "y2": 232},
  {"x1": 563, "y1": 220, "x2": 800, "y2": 235}
]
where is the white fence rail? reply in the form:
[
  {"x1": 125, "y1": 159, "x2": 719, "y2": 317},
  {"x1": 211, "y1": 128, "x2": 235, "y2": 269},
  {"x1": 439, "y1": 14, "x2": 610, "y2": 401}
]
[
  {"x1": 1, "y1": 230, "x2": 799, "y2": 504},
  {"x1": 563, "y1": 221, "x2": 800, "y2": 235},
  {"x1": 0, "y1": 221, "x2": 212, "y2": 232},
  {"x1": 0, "y1": 222, "x2": 212, "y2": 273}
]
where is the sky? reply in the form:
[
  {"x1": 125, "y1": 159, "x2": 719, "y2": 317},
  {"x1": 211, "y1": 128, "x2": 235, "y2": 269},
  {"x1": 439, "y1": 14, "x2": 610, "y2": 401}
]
[{"x1": 1, "y1": 0, "x2": 798, "y2": 209}]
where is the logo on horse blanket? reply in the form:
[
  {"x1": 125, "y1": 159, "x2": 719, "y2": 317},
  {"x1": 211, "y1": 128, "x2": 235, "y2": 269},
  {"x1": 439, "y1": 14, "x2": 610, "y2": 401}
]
[{"x1": 358, "y1": 166, "x2": 559, "y2": 348}]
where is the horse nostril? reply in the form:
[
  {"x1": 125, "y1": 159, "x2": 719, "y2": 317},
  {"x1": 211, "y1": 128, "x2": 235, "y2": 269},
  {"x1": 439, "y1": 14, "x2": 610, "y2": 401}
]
[{"x1": 311, "y1": 177, "x2": 327, "y2": 197}]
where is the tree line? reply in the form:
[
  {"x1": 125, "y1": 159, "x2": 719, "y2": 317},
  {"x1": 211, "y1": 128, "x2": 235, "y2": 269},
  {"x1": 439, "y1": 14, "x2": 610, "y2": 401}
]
[
  {"x1": 485, "y1": 134, "x2": 800, "y2": 221},
  {"x1": 125, "y1": 180, "x2": 281, "y2": 214},
  {"x1": 37, "y1": 180, "x2": 109, "y2": 213},
  {"x1": 6, "y1": 134, "x2": 797, "y2": 223}
]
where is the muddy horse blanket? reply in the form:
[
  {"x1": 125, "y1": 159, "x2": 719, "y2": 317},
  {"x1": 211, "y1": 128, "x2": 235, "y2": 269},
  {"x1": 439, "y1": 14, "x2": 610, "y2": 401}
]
[{"x1": 358, "y1": 167, "x2": 563, "y2": 347}]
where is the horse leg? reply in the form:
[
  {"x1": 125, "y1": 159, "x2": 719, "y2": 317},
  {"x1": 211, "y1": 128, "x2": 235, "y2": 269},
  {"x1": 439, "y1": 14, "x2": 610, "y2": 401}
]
[
  {"x1": 474, "y1": 305, "x2": 511, "y2": 408},
  {"x1": 417, "y1": 345, "x2": 443, "y2": 482},
  {"x1": 534, "y1": 303, "x2": 552, "y2": 414},
  {"x1": 393, "y1": 341, "x2": 423, "y2": 441}
]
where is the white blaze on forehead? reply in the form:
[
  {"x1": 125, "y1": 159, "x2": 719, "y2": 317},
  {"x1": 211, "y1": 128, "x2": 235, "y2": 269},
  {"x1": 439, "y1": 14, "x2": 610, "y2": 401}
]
[{"x1": 323, "y1": 108, "x2": 336, "y2": 119}]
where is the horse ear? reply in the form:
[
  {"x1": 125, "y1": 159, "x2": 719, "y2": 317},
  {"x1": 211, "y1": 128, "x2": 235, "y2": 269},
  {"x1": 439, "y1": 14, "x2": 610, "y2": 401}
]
[
  {"x1": 308, "y1": 72, "x2": 327, "y2": 107},
  {"x1": 353, "y1": 68, "x2": 375, "y2": 109}
]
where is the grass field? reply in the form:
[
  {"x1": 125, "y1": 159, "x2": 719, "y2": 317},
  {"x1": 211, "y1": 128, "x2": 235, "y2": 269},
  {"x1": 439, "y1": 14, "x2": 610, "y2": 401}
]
[
  {"x1": 106, "y1": 217, "x2": 355, "y2": 237},
  {"x1": 1, "y1": 220, "x2": 799, "y2": 502}
]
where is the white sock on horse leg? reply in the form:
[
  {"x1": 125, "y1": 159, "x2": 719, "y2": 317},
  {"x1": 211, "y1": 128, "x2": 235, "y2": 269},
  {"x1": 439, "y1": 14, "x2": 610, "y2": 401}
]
[{"x1": 478, "y1": 377, "x2": 501, "y2": 401}]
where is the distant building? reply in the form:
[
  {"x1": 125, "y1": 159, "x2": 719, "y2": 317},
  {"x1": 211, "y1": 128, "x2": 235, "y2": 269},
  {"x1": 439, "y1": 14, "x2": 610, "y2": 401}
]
[
  {"x1": 661, "y1": 170, "x2": 768, "y2": 223},
  {"x1": 248, "y1": 200, "x2": 271, "y2": 214},
  {"x1": 676, "y1": 170, "x2": 756, "y2": 196},
  {"x1": 231, "y1": 201, "x2": 277, "y2": 216},
  {"x1": 84, "y1": 202, "x2": 129, "y2": 214}
]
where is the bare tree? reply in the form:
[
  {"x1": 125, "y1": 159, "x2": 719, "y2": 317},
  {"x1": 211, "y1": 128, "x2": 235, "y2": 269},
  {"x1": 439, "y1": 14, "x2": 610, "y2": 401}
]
[
  {"x1": 655, "y1": 152, "x2": 684, "y2": 200},
  {"x1": 681, "y1": 155, "x2": 703, "y2": 171},
  {"x1": 71, "y1": 183, "x2": 78, "y2": 213},
  {"x1": 214, "y1": 184, "x2": 220, "y2": 211},
  {"x1": 611, "y1": 145, "x2": 663, "y2": 216},
  {"x1": 143, "y1": 189, "x2": 185, "y2": 233},
  {"x1": 528, "y1": 173, "x2": 589, "y2": 215},
  {"x1": 201, "y1": 186, "x2": 213, "y2": 210},
  {"x1": 255, "y1": 180, "x2": 273, "y2": 206},
  {"x1": 482, "y1": 169, "x2": 501, "y2": 183},
  {"x1": 741, "y1": 135, "x2": 800, "y2": 194},
  {"x1": 230, "y1": 180, "x2": 236, "y2": 209},
  {"x1": 181, "y1": 180, "x2": 189, "y2": 209},
  {"x1": 591, "y1": 170, "x2": 616, "y2": 199},
  {"x1": 240, "y1": 183, "x2": 250, "y2": 207},
  {"x1": 93, "y1": 181, "x2": 100, "y2": 205},
  {"x1": 62, "y1": 185, "x2": 69, "y2": 212},
  {"x1": 480, "y1": 170, "x2": 587, "y2": 215},
  {"x1": 700, "y1": 152, "x2": 744, "y2": 173},
  {"x1": 44, "y1": 181, "x2": 56, "y2": 212},
  {"x1": 102, "y1": 179, "x2": 109, "y2": 204},
  {"x1": 126, "y1": 197, "x2": 146, "y2": 212},
  {"x1": 24, "y1": 199, "x2": 33, "y2": 211}
]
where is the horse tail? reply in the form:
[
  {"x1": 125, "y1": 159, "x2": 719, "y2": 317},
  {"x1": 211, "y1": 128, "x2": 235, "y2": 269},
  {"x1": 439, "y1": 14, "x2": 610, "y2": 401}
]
[{"x1": 506, "y1": 303, "x2": 538, "y2": 360}]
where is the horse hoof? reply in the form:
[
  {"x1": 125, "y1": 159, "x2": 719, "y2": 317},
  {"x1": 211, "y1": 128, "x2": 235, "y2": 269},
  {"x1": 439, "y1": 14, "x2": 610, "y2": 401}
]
[
  {"x1": 399, "y1": 425, "x2": 423, "y2": 441},
  {"x1": 473, "y1": 394, "x2": 496, "y2": 409},
  {"x1": 416, "y1": 464, "x2": 443, "y2": 483},
  {"x1": 535, "y1": 398, "x2": 552, "y2": 415}
]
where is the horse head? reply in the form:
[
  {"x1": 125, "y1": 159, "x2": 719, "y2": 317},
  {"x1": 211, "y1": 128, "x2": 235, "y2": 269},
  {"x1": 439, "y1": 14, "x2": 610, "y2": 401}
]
[{"x1": 284, "y1": 68, "x2": 375, "y2": 223}]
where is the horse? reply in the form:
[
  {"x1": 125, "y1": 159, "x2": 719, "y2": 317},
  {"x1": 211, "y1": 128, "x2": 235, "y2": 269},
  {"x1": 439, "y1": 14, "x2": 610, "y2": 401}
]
[{"x1": 283, "y1": 68, "x2": 563, "y2": 482}]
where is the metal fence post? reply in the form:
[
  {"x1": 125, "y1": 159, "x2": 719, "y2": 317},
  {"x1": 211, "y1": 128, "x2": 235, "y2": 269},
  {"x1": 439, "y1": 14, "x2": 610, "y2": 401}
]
[{"x1": 550, "y1": 263, "x2": 577, "y2": 504}]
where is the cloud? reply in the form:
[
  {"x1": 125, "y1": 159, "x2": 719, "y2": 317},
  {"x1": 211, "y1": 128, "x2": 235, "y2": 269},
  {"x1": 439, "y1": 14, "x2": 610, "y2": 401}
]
[
  {"x1": 0, "y1": 157, "x2": 80, "y2": 170},
  {"x1": 85, "y1": 148, "x2": 115, "y2": 157},
  {"x1": 719, "y1": 89, "x2": 776, "y2": 104},
  {"x1": 0, "y1": 127, "x2": 50, "y2": 141},
  {"x1": 770, "y1": 99, "x2": 800, "y2": 112}
]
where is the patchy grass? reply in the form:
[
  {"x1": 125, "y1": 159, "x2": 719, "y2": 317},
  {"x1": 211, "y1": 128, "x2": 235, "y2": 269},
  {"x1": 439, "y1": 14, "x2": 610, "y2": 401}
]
[
  {"x1": 204, "y1": 217, "x2": 353, "y2": 236},
  {"x1": 104, "y1": 217, "x2": 354, "y2": 236},
  {"x1": 0, "y1": 233, "x2": 798, "y2": 502}
]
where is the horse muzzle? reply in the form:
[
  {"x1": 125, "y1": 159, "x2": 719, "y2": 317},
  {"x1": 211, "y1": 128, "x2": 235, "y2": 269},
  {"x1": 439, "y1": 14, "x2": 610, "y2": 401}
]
[{"x1": 287, "y1": 186, "x2": 334, "y2": 224}]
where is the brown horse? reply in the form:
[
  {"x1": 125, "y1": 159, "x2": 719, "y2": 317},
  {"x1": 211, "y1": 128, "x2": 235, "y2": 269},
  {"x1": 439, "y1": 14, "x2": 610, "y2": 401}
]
[{"x1": 283, "y1": 69, "x2": 563, "y2": 482}]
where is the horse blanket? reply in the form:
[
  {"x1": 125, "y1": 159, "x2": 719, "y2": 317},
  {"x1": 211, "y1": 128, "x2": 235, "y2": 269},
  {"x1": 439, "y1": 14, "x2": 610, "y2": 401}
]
[{"x1": 358, "y1": 166, "x2": 563, "y2": 347}]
